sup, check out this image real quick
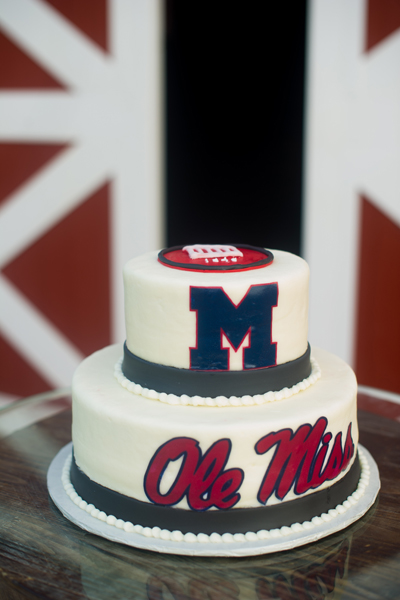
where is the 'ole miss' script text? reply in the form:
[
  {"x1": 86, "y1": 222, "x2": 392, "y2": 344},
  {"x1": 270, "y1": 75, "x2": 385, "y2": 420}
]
[{"x1": 144, "y1": 417, "x2": 355, "y2": 510}]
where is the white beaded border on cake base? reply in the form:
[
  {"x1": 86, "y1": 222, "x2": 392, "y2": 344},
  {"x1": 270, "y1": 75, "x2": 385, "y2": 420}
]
[
  {"x1": 48, "y1": 443, "x2": 380, "y2": 556},
  {"x1": 59, "y1": 448, "x2": 370, "y2": 545},
  {"x1": 113, "y1": 357, "x2": 321, "y2": 407}
]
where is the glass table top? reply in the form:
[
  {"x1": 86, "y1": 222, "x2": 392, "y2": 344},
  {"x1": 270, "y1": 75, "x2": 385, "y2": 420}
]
[{"x1": 0, "y1": 391, "x2": 399, "y2": 599}]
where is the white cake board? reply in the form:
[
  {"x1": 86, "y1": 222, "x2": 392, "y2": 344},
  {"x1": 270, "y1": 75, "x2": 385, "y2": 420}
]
[{"x1": 47, "y1": 442, "x2": 380, "y2": 557}]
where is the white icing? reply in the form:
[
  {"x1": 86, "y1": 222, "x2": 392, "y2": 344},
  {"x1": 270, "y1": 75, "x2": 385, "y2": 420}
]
[
  {"x1": 113, "y1": 355, "x2": 322, "y2": 406},
  {"x1": 61, "y1": 447, "x2": 369, "y2": 544},
  {"x1": 72, "y1": 345, "x2": 358, "y2": 509},
  {"x1": 123, "y1": 250, "x2": 309, "y2": 370},
  {"x1": 70, "y1": 247, "x2": 364, "y2": 548}
]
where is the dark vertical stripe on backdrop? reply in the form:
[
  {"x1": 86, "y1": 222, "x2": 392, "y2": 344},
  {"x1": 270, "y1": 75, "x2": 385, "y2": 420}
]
[{"x1": 165, "y1": 1, "x2": 307, "y2": 255}]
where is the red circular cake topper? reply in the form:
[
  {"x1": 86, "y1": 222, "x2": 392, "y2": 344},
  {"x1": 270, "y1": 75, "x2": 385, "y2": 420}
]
[{"x1": 158, "y1": 244, "x2": 274, "y2": 272}]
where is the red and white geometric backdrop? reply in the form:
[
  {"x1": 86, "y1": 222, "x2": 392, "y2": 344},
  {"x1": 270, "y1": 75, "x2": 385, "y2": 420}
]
[
  {"x1": 0, "y1": 0, "x2": 163, "y2": 405},
  {"x1": 2, "y1": 0, "x2": 399, "y2": 405},
  {"x1": 304, "y1": 0, "x2": 400, "y2": 397}
]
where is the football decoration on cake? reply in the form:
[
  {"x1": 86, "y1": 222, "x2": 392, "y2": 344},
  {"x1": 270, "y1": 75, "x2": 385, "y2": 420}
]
[
  {"x1": 158, "y1": 244, "x2": 274, "y2": 271},
  {"x1": 183, "y1": 244, "x2": 243, "y2": 260}
]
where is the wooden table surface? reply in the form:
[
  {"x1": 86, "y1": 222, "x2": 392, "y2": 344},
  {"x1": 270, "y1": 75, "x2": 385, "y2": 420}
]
[{"x1": 0, "y1": 393, "x2": 399, "y2": 600}]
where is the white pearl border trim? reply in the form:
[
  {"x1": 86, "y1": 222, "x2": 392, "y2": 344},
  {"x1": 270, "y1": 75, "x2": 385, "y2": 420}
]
[
  {"x1": 62, "y1": 449, "x2": 369, "y2": 544},
  {"x1": 113, "y1": 357, "x2": 321, "y2": 407}
]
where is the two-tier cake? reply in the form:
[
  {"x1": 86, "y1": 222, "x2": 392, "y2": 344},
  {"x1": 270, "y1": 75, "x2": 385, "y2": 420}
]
[{"x1": 50, "y1": 244, "x2": 378, "y2": 556}]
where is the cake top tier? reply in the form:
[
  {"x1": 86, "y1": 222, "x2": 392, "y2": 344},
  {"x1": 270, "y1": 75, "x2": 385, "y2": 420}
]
[{"x1": 123, "y1": 245, "x2": 309, "y2": 374}]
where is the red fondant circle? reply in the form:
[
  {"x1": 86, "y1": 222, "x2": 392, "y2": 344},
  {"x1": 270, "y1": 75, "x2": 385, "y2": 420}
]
[{"x1": 158, "y1": 245, "x2": 273, "y2": 272}]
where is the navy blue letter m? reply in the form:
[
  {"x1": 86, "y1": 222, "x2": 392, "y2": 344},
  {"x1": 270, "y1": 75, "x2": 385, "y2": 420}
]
[{"x1": 190, "y1": 284, "x2": 278, "y2": 370}]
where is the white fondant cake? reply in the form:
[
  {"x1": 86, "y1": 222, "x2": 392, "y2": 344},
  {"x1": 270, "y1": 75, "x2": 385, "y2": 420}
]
[{"x1": 69, "y1": 245, "x2": 364, "y2": 549}]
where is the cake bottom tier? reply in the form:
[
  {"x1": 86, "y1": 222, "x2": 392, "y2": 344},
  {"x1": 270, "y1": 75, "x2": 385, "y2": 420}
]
[{"x1": 72, "y1": 345, "x2": 359, "y2": 536}]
